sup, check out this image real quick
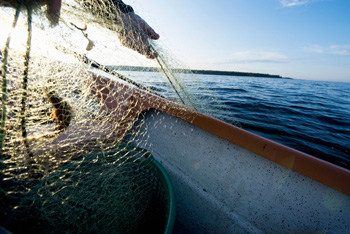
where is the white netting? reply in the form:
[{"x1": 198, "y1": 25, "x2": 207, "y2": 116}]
[{"x1": 0, "y1": 1, "x2": 202, "y2": 233}]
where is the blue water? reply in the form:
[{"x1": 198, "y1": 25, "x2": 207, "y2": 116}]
[{"x1": 120, "y1": 71, "x2": 350, "y2": 169}]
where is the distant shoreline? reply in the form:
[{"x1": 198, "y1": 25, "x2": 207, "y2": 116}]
[{"x1": 107, "y1": 65, "x2": 291, "y2": 79}]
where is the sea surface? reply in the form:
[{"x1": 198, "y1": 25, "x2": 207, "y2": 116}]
[{"x1": 119, "y1": 71, "x2": 350, "y2": 169}]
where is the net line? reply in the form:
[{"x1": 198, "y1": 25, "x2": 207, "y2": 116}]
[{"x1": 0, "y1": 1, "x2": 200, "y2": 233}]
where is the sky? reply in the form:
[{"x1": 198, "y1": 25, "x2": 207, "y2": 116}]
[{"x1": 128, "y1": 0, "x2": 350, "y2": 82}]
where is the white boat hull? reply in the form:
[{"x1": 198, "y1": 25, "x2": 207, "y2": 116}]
[
  {"x1": 130, "y1": 110, "x2": 350, "y2": 233},
  {"x1": 85, "y1": 73, "x2": 350, "y2": 233}
]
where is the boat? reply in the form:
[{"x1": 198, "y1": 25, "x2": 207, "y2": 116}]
[
  {"x1": 88, "y1": 71, "x2": 350, "y2": 233},
  {"x1": 1, "y1": 59, "x2": 349, "y2": 233},
  {"x1": 1, "y1": 4, "x2": 349, "y2": 233}
]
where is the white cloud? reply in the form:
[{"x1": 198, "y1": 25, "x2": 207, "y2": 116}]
[
  {"x1": 305, "y1": 44, "x2": 324, "y2": 53},
  {"x1": 304, "y1": 44, "x2": 350, "y2": 56},
  {"x1": 223, "y1": 51, "x2": 289, "y2": 64},
  {"x1": 280, "y1": 0, "x2": 310, "y2": 7}
]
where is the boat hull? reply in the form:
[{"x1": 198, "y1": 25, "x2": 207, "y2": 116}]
[
  {"x1": 89, "y1": 73, "x2": 350, "y2": 233},
  {"x1": 129, "y1": 110, "x2": 350, "y2": 233}
]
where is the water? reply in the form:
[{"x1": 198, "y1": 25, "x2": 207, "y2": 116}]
[{"x1": 119, "y1": 71, "x2": 350, "y2": 169}]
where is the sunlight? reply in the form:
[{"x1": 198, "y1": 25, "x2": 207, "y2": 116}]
[
  {"x1": 0, "y1": 5, "x2": 159, "y2": 67},
  {"x1": 0, "y1": 15, "x2": 27, "y2": 51},
  {"x1": 0, "y1": 7, "x2": 71, "y2": 63}
]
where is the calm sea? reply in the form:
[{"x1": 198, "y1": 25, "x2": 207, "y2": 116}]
[{"x1": 119, "y1": 71, "x2": 350, "y2": 169}]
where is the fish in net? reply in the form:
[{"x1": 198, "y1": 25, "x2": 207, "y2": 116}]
[{"x1": 0, "y1": 0, "x2": 210, "y2": 233}]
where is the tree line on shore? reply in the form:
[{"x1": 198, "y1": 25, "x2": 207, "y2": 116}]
[{"x1": 108, "y1": 65, "x2": 291, "y2": 79}]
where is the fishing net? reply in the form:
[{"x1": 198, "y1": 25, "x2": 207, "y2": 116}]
[{"x1": 0, "y1": 1, "x2": 200, "y2": 233}]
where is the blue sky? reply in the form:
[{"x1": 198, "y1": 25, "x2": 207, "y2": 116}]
[{"x1": 130, "y1": 0, "x2": 349, "y2": 81}]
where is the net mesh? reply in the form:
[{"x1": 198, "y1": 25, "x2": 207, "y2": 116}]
[{"x1": 0, "y1": 1, "x2": 203, "y2": 233}]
